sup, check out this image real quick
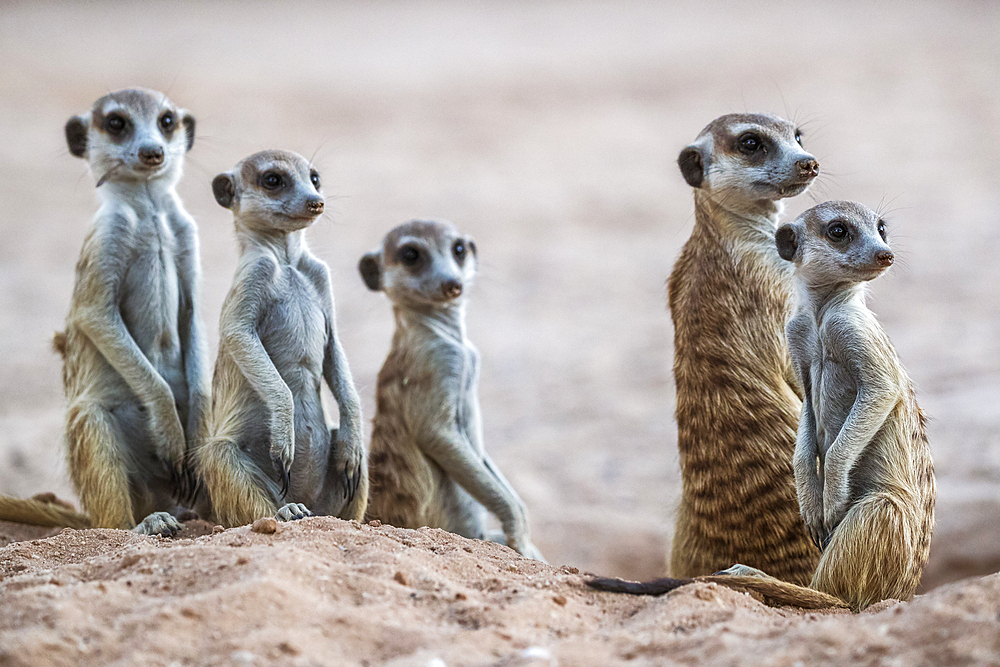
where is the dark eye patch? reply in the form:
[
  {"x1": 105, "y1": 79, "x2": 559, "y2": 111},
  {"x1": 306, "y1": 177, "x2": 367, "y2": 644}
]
[
  {"x1": 260, "y1": 170, "x2": 286, "y2": 191},
  {"x1": 826, "y1": 220, "x2": 851, "y2": 242},
  {"x1": 398, "y1": 245, "x2": 422, "y2": 268}
]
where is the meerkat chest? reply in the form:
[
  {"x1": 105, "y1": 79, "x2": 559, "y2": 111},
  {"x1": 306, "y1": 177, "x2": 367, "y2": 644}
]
[
  {"x1": 811, "y1": 335, "x2": 859, "y2": 456},
  {"x1": 258, "y1": 266, "x2": 326, "y2": 379},
  {"x1": 120, "y1": 210, "x2": 181, "y2": 355}
]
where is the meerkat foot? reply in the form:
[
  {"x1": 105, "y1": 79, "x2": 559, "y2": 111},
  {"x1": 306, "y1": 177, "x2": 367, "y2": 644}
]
[
  {"x1": 274, "y1": 503, "x2": 312, "y2": 522},
  {"x1": 714, "y1": 564, "x2": 769, "y2": 578},
  {"x1": 133, "y1": 511, "x2": 182, "y2": 537}
]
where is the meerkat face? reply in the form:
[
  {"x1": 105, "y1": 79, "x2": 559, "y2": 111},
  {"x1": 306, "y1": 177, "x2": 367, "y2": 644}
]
[
  {"x1": 212, "y1": 150, "x2": 325, "y2": 233},
  {"x1": 678, "y1": 113, "x2": 818, "y2": 202},
  {"x1": 65, "y1": 88, "x2": 195, "y2": 187},
  {"x1": 359, "y1": 219, "x2": 477, "y2": 309},
  {"x1": 776, "y1": 201, "x2": 894, "y2": 284}
]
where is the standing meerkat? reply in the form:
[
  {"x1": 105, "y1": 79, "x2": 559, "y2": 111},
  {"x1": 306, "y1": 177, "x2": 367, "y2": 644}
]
[
  {"x1": 668, "y1": 113, "x2": 821, "y2": 584},
  {"x1": 589, "y1": 201, "x2": 935, "y2": 612},
  {"x1": 197, "y1": 150, "x2": 366, "y2": 527},
  {"x1": 359, "y1": 220, "x2": 543, "y2": 560},
  {"x1": 0, "y1": 88, "x2": 209, "y2": 535}
]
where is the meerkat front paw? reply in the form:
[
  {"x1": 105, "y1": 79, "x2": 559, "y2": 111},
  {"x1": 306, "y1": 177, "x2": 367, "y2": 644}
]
[
  {"x1": 275, "y1": 503, "x2": 312, "y2": 522},
  {"x1": 149, "y1": 403, "x2": 186, "y2": 471},
  {"x1": 269, "y1": 428, "x2": 295, "y2": 498},
  {"x1": 333, "y1": 432, "x2": 364, "y2": 502},
  {"x1": 134, "y1": 511, "x2": 182, "y2": 537}
]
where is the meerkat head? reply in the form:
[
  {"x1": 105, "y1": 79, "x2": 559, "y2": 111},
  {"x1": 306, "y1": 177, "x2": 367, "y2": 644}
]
[
  {"x1": 359, "y1": 219, "x2": 477, "y2": 309},
  {"x1": 65, "y1": 88, "x2": 195, "y2": 188},
  {"x1": 212, "y1": 150, "x2": 325, "y2": 233},
  {"x1": 776, "y1": 201, "x2": 894, "y2": 285},
  {"x1": 678, "y1": 113, "x2": 818, "y2": 203}
]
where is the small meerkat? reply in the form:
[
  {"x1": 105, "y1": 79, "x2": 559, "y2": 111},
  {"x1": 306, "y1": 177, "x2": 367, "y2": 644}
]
[
  {"x1": 359, "y1": 220, "x2": 543, "y2": 560},
  {"x1": 590, "y1": 201, "x2": 935, "y2": 612},
  {"x1": 0, "y1": 88, "x2": 209, "y2": 536},
  {"x1": 668, "y1": 113, "x2": 822, "y2": 584},
  {"x1": 197, "y1": 150, "x2": 366, "y2": 527}
]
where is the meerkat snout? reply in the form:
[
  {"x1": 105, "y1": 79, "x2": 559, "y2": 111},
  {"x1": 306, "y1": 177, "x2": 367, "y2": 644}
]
[
  {"x1": 138, "y1": 144, "x2": 165, "y2": 167},
  {"x1": 796, "y1": 158, "x2": 820, "y2": 178},
  {"x1": 875, "y1": 250, "x2": 894, "y2": 267},
  {"x1": 441, "y1": 278, "x2": 463, "y2": 299}
]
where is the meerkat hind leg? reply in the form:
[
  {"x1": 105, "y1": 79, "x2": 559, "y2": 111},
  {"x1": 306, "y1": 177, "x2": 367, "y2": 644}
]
[{"x1": 66, "y1": 400, "x2": 139, "y2": 530}]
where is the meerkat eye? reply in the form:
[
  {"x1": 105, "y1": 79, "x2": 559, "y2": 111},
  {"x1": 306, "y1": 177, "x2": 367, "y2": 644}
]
[
  {"x1": 105, "y1": 114, "x2": 126, "y2": 135},
  {"x1": 453, "y1": 240, "x2": 467, "y2": 262},
  {"x1": 877, "y1": 220, "x2": 887, "y2": 241},
  {"x1": 794, "y1": 130, "x2": 803, "y2": 146},
  {"x1": 399, "y1": 246, "x2": 421, "y2": 267},
  {"x1": 159, "y1": 112, "x2": 175, "y2": 133},
  {"x1": 827, "y1": 222, "x2": 849, "y2": 241},
  {"x1": 261, "y1": 171, "x2": 283, "y2": 190},
  {"x1": 738, "y1": 132, "x2": 762, "y2": 155},
  {"x1": 310, "y1": 170, "x2": 321, "y2": 190}
]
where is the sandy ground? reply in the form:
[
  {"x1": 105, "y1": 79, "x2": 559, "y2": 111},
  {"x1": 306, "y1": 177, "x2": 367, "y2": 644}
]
[{"x1": 1, "y1": 1, "x2": 999, "y2": 664}]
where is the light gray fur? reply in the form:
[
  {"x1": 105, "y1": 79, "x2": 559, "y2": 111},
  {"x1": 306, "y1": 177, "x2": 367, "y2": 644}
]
[
  {"x1": 779, "y1": 201, "x2": 922, "y2": 545},
  {"x1": 363, "y1": 220, "x2": 543, "y2": 560},
  {"x1": 59, "y1": 88, "x2": 209, "y2": 536},
  {"x1": 200, "y1": 150, "x2": 365, "y2": 526}
]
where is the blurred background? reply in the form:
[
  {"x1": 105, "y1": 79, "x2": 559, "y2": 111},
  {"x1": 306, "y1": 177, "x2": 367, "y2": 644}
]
[{"x1": 0, "y1": 0, "x2": 997, "y2": 590}]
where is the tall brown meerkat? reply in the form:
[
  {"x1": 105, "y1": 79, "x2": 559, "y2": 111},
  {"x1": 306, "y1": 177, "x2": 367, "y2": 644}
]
[
  {"x1": 0, "y1": 88, "x2": 209, "y2": 536},
  {"x1": 667, "y1": 113, "x2": 821, "y2": 584},
  {"x1": 359, "y1": 220, "x2": 543, "y2": 560},
  {"x1": 589, "y1": 201, "x2": 935, "y2": 612},
  {"x1": 197, "y1": 150, "x2": 366, "y2": 527}
]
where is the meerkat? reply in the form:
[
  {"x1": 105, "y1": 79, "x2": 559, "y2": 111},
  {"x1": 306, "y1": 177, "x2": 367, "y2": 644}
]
[
  {"x1": 668, "y1": 113, "x2": 822, "y2": 584},
  {"x1": 197, "y1": 150, "x2": 366, "y2": 527},
  {"x1": 359, "y1": 220, "x2": 543, "y2": 560},
  {"x1": 0, "y1": 88, "x2": 209, "y2": 536},
  {"x1": 590, "y1": 201, "x2": 935, "y2": 612}
]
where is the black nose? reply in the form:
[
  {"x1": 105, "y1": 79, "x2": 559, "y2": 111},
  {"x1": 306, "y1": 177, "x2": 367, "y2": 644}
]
[
  {"x1": 796, "y1": 158, "x2": 819, "y2": 177},
  {"x1": 875, "y1": 250, "x2": 894, "y2": 267},
  {"x1": 441, "y1": 279, "x2": 463, "y2": 299},
  {"x1": 306, "y1": 198, "x2": 324, "y2": 215},
  {"x1": 139, "y1": 145, "x2": 164, "y2": 166}
]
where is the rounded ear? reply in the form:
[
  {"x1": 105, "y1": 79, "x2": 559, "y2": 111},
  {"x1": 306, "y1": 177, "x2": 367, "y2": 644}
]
[
  {"x1": 212, "y1": 173, "x2": 236, "y2": 209},
  {"x1": 775, "y1": 224, "x2": 799, "y2": 262},
  {"x1": 65, "y1": 115, "x2": 89, "y2": 159},
  {"x1": 181, "y1": 112, "x2": 196, "y2": 152},
  {"x1": 677, "y1": 145, "x2": 704, "y2": 188},
  {"x1": 358, "y1": 252, "x2": 383, "y2": 292}
]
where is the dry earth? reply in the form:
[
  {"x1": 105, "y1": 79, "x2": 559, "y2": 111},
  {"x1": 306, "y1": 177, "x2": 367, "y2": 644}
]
[{"x1": 1, "y1": 1, "x2": 999, "y2": 664}]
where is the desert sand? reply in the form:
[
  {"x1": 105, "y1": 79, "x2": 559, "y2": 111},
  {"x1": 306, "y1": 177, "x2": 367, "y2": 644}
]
[{"x1": 1, "y1": 1, "x2": 999, "y2": 664}]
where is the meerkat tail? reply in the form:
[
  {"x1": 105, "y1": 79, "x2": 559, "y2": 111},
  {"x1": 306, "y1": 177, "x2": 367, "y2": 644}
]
[
  {"x1": 52, "y1": 331, "x2": 68, "y2": 359},
  {"x1": 586, "y1": 577, "x2": 693, "y2": 596},
  {"x1": 0, "y1": 495, "x2": 91, "y2": 529},
  {"x1": 199, "y1": 438, "x2": 279, "y2": 528}
]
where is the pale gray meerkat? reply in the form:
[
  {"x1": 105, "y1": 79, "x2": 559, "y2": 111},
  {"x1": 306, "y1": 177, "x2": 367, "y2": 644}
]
[
  {"x1": 0, "y1": 88, "x2": 209, "y2": 536},
  {"x1": 666, "y1": 113, "x2": 822, "y2": 584},
  {"x1": 359, "y1": 220, "x2": 543, "y2": 560},
  {"x1": 197, "y1": 150, "x2": 366, "y2": 527},
  {"x1": 589, "y1": 201, "x2": 935, "y2": 612}
]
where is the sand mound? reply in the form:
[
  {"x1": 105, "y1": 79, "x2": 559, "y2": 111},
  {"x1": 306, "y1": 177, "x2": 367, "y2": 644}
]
[{"x1": 1, "y1": 518, "x2": 997, "y2": 666}]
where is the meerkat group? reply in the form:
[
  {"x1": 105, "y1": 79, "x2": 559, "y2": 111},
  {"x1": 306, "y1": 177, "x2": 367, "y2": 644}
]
[{"x1": 0, "y1": 90, "x2": 935, "y2": 609}]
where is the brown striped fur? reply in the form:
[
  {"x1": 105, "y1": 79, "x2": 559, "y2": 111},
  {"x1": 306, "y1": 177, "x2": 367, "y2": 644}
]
[{"x1": 668, "y1": 114, "x2": 821, "y2": 584}]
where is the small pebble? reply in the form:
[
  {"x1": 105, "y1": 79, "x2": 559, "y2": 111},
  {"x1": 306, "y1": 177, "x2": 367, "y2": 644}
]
[{"x1": 251, "y1": 517, "x2": 277, "y2": 534}]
